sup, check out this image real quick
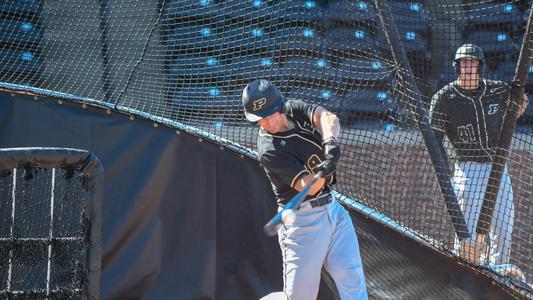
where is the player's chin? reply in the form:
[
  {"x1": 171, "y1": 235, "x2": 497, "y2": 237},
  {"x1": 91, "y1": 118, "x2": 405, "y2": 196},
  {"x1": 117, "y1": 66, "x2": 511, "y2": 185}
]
[{"x1": 266, "y1": 125, "x2": 281, "y2": 134}]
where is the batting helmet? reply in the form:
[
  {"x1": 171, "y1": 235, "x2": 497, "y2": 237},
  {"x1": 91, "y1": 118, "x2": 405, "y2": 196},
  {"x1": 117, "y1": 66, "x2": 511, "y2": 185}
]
[
  {"x1": 242, "y1": 79, "x2": 285, "y2": 122},
  {"x1": 453, "y1": 43, "x2": 485, "y2": 75}
]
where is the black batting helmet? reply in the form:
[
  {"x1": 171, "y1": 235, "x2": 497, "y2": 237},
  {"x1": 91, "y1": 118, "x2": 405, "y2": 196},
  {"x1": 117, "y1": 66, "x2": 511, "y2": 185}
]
[
  {"x1": 242, "y1": 79, "x2": 285, "y2": 122},
  {"x1": 453, "y1": 43, "x2": 485, "y2": 75}
]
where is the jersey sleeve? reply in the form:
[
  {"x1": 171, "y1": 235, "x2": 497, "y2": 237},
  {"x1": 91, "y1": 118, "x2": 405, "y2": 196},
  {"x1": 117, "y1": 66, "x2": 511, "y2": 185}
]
[
  {"x1": 429, "y1": 90, "x2": 449, "y2": 145},
  {"x1": 260, "y1": 150, "x2": 309, "y2": 188},
  {"x1": 285, "y1": 100, "x2": 319, "y2": 126}
]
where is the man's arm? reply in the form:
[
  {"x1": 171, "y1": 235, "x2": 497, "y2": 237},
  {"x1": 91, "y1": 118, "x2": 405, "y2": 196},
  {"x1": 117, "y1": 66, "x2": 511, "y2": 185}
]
[
  {"x1": 429, "y1": 93, "x2": 450, "y2": 167},
  {"x1": 292, "y1": 106, "x2": 341, "y2": 195},
  {"x1": 293, "y1": 174, "x2": 326, "y2": 195},
  {"x1": 312, "y1": 106, "x2": 341, "y2": 142}
]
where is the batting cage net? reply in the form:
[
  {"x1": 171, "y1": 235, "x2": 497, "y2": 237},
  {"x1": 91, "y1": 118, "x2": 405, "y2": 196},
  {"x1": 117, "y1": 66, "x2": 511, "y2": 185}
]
[
  {"x1": 0, "y1": 0, "x2": 532, "y2": 297},
  {"x1": 0, "y1": 148, "x2": 102, "y2": 299}
]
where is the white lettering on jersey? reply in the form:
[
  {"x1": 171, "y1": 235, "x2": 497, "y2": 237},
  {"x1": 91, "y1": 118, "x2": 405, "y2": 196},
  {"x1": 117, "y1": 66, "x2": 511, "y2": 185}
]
[
  {"x1": 488, "y1": 104, "x2": 499, "y2": 115},
  {"x1": 458, "y1": 123, "x2": 476, "y2": 142}
]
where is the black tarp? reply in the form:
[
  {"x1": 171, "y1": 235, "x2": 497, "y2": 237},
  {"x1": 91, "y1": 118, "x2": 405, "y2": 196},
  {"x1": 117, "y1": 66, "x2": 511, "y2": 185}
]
[
  {"x1": 0, "y1": 93, "x2": 524, "y2": 299},
  {"x1": 0, "y1": 93, "x2": 283, "y2": 299}
]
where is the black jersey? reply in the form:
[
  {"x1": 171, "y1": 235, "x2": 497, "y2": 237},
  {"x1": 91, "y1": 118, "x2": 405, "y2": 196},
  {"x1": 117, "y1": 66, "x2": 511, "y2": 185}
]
[
  {"x1": 257, "y1": 100, "x2": 335, "y2": 205},
  {"x1": 429, "y1": 79, "x2": 511, "y2": 162}
]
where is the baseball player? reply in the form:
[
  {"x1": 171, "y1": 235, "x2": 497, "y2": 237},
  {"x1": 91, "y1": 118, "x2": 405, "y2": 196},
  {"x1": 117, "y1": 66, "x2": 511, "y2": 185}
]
[
  {"x1": 429, "y1": 44, "x2": 528, "y2": 265},
  {"x1": 242, "y1": 79, "x2": 367, "y2": 300}
]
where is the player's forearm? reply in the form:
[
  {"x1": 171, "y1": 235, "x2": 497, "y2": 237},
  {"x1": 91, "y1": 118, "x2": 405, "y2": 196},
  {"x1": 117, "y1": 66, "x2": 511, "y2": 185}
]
[
  {"x1": 433, "y1": 130, "x2": 452, "y2": 172},
  {"x1": 321, "y1": 113, "x2": 340, "y2": 142},
  {"x1": 314, "y1": 107, "x2": 341, "y2": 142},
  {"x1": 293, "y1": 173, "x2": 326, "y2": 195}
]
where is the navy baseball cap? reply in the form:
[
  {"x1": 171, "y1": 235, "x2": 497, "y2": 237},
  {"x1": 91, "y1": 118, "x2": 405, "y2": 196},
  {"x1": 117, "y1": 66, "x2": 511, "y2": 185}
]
[{"x1": 242, "y1": 79, "x2": 285, "y2": 122}]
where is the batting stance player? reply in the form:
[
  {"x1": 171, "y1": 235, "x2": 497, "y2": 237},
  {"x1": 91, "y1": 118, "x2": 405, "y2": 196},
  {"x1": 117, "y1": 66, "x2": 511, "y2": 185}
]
[
  {"x1": 242, "y1": 79, "x2": 367, "y2": 299},
  {"x1": 429, "y1": 44, "x2": 528, "y2": 265}
]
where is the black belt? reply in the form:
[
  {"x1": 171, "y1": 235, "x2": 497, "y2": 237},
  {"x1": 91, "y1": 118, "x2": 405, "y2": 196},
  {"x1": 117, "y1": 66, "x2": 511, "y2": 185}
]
[
  {"x1": 303, "y1": 193, "x2": 332, "y2": 209},
  {"x1": 457, "y1": 157, "x2": 494, "y2": 163}
]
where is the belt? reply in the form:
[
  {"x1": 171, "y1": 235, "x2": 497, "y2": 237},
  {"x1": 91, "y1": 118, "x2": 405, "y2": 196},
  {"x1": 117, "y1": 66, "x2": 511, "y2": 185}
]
[
  {"x1": 301, "y1": 193, "x2": 332, "y2": 209},
  {"x1": 457, "y1": 157, "x2": 494, "y2": 163}
]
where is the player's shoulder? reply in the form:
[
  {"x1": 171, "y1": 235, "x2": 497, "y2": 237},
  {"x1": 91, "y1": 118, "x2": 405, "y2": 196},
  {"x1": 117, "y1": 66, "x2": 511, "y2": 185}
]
[
  {"x1": 257, "y1": 129, "x2": 286, "y2": 160},
  {"x1": 285, "y1": 99, "x2": 318, "y2": 123},
  {"x1": 433, "y1": 81, "x2": 458, "y2": 100},
  {"x1": 483, "y1": 79, "x2": 510, "y2": 90},
  {"x1": 285, "y1": 99, "x2": 317, "y2": 113},
  {"x1": 257, "y1": 140, "x2": 284, "y2": 168},
  {"x1": 257, "y1": 129, "x2": 273, "y2": 155}
]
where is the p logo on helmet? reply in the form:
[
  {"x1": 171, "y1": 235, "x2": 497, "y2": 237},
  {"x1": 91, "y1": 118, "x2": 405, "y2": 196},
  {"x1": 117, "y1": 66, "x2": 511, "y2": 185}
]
[
  {"x1": 242, "y1": 79, "x2": 285, "y2": 122},
  {"x1": 253, "y1": 98, "x2": 267, "y2": 111}
]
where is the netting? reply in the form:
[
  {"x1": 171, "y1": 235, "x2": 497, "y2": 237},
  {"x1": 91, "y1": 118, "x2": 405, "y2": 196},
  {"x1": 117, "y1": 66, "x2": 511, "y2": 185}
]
[
  {"x1": 0, "y1": 149, "x2": 101, "y2": 299},
  {"x1": 0, "y1": 0, "x2": 532, "y2": 297}
]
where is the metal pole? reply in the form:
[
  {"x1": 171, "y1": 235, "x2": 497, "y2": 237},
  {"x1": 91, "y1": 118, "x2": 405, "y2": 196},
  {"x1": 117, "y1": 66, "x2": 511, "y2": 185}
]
[{"x1": 372, "y1": 0, "x2": 469, "y2": 240}]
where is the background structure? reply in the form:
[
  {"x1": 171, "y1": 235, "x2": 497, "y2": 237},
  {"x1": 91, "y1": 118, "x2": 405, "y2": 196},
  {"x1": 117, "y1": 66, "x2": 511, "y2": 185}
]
[{"x1": 0, "y1": 0, "x2": 532, "y2": 299}]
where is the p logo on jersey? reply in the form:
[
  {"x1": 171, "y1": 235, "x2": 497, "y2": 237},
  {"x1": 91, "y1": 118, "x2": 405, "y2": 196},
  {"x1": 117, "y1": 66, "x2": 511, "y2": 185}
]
[
  {"x1": 253, "y1": 98, "x2": 267, "y2": 111},
  {"x1": 488, "y1": 104, "x2": 499, "y2": 115}
]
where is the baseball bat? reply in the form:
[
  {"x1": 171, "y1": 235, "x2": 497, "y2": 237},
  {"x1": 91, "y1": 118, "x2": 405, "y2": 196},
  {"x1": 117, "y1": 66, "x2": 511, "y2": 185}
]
[
  {"x1": 263, "y1": 171, "x2": 323, "y2": 236},
  {"x1": 476, "y1": 1, "x2": 533, "y2": 236}
]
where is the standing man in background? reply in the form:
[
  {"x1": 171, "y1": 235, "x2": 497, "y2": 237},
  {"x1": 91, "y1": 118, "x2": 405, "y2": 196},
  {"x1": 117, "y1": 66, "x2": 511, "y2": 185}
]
[
  {"x1": 429, "y1": 44, "x2": 528, "y2": 265},
  {"x1": 242, "y1": 79, "x2": 367, "y2": 299}
]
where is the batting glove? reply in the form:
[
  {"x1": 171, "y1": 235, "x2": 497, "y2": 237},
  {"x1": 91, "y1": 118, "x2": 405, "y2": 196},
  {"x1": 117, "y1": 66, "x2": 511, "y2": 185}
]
[
  {"x1": 323, "y1": 137, "x2": 341, "y2": 163},
  {"x1": 314, "y1": 159, "x2": 336, "y2": 177},
  {"x1": 314, "y1": 138, "x2": 341, "y2": 177}
]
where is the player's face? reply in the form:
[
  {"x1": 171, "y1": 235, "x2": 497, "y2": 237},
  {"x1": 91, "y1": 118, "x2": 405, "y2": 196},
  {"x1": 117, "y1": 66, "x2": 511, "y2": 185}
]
[
  {"x1": 459, "y1": 58, "x2": 479, "y2": 81},
  {"x1": 257, "y1": 112, "x2": 283, "y2": 133}
]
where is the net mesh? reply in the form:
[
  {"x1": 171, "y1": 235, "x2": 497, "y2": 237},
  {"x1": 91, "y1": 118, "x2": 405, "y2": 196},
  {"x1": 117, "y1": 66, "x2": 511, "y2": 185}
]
[
  {"x1": 0, "y1": 167, "x2": 88, "y2": 298},
  {"x1": 0, "y1": 0, "x2": 532, "y2": 297}
]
